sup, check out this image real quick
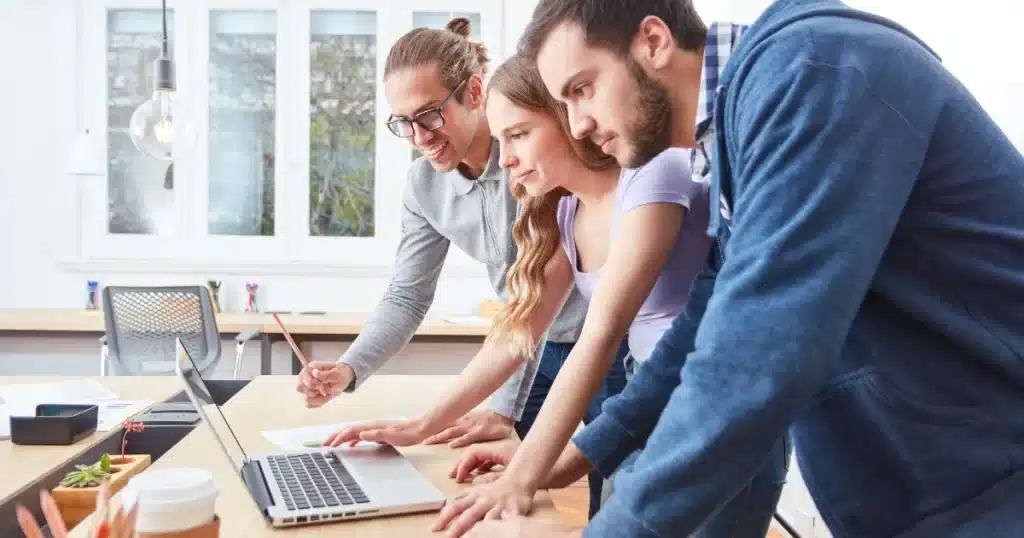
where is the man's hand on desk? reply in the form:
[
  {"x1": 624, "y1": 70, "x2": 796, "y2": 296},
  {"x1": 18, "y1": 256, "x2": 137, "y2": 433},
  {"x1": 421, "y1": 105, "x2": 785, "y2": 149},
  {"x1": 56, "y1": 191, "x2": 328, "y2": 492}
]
[
  {"x1": 432, "y1": 475, "x2": 535, "y2": 538},
  {"x1": 465, "y1": 515, "x2": 581, "y2": 538},
  {"x1": 296, "y1": 361, "x2": 354, "y2": 408},
  {"x1": 451, "y1": 443, "x2": 593, "y2": 489},
  {"x1": 449, "y1": 447, "x2": 516, "y2": 484},
  {"x1": 424, "y1": 410, "x2": 515, "y2": 448}
]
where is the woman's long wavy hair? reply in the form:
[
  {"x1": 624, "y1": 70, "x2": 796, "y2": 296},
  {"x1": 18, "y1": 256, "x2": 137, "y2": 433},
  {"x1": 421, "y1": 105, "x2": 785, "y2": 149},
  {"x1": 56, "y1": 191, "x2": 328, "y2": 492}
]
[{"x1": 487, "y1": 55, "x2": 617, "y2": 361}]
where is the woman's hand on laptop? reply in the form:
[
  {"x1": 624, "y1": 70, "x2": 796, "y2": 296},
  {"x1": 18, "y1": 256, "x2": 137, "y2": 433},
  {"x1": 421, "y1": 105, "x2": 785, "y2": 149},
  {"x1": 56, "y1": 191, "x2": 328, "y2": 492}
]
[
  {"x1": 296, "y1": 361, "x2": 354, "y2": 408},
  {"x1": 423, "y1": 410, "x2": 515, "y2": 448},
  {"x1": 322, "y1": 418, "x2": 427, "y2": 447}
]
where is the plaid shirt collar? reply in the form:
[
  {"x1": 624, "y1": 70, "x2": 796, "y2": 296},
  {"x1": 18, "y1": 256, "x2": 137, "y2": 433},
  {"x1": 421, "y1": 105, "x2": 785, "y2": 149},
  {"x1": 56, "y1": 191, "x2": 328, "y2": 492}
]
[{"x1": 694, "y1": 22, "x2": 748, "y2": 143}]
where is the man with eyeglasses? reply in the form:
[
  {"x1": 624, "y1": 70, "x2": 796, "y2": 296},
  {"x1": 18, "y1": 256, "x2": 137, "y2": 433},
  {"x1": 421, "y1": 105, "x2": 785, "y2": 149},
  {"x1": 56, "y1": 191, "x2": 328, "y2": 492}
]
[{"x1": 294, "y1": 20, "x2": 627, "y2": 518}]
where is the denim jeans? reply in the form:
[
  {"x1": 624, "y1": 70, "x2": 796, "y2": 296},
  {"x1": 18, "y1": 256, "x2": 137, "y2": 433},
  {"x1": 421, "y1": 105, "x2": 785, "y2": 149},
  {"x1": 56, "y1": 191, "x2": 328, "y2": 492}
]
[
  {"x1": 604, "y1": 357, "x2": 792, "y2": 538},
  {"x1": 515, "y1": 339, "x2": 630, "y2": 519}
]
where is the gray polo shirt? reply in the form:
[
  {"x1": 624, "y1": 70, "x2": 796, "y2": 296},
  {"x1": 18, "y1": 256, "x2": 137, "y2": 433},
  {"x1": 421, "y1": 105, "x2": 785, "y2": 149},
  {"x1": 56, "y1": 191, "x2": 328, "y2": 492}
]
[{"x1": 339, "y1": 139, "x2": 588, "y2": 419}]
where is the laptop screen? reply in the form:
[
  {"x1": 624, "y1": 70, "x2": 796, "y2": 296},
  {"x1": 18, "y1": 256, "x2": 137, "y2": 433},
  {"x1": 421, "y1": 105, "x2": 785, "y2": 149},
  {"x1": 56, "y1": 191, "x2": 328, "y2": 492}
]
[{"x1": 175, "y1": 340, "x2": 250, "y2": 470}]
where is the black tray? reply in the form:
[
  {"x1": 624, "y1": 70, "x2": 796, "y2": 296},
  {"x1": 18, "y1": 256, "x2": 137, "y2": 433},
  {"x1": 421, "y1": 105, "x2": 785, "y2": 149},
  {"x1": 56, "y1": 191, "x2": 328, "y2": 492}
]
[{"x1": 9, "y1": 404, "x2": 99, "y2": 445}]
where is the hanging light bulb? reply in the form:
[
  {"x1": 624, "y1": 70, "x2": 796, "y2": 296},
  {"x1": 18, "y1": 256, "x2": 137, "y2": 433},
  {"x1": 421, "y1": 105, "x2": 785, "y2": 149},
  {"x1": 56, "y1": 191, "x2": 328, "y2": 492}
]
[{"x1": 129, "y1": 0, "x2": 196, "y2": 161}]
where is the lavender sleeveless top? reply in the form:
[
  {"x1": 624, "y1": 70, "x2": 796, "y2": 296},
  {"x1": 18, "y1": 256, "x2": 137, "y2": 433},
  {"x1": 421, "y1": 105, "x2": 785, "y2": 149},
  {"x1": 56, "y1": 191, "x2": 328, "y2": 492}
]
[{"x1": 556, "y1": 148, "x2": 713, "y2": 362}]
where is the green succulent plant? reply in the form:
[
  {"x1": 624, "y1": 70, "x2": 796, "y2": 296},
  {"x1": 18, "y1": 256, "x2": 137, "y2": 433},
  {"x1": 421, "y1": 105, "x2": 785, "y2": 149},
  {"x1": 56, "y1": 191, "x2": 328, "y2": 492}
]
[{"x1": 59, "y1": 454, "x2": 113, "y2": 488}]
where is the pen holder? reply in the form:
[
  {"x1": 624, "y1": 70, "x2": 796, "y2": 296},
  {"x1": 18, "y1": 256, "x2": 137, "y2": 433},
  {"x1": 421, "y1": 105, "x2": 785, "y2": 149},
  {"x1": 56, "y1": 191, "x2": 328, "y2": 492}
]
[{"x1": 137, "y1": 516, "x2": 220, "y2": 538}]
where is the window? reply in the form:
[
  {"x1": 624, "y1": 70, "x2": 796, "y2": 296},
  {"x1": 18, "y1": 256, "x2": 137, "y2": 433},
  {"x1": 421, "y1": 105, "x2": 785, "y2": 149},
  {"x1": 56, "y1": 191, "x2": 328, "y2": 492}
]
[
  {"x1": 75, "y1": 0, "x2": 504, "y2": 270},
  {"x1": 308, "y1": 10, "x2": 377, "y2": 238},
  {"x1": 106, "y1": 10, "x2": 177, "y2": 237},
  {"x1": 207, "y1": 10, "x2": 277, "y2": 237}
]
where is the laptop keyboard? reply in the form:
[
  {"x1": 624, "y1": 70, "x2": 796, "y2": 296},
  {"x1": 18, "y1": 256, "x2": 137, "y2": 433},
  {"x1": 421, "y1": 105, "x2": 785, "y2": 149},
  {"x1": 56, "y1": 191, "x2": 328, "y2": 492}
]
[{"x1": 266, "y1": 452, "x2": 371, "y2": 512}]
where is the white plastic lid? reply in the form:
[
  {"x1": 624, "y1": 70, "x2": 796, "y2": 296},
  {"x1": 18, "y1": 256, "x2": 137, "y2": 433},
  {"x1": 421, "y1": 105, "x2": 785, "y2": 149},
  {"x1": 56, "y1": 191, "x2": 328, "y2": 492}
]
[{"x1": 121, "y1": 467, "x2": 219, "y2": 513}]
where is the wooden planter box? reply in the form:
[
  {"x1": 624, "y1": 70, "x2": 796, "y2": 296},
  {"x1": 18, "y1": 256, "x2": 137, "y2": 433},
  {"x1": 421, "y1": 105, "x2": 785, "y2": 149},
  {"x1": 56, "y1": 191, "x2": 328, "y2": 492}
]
[{"x1": 51, "y1": 454, "x2": 151, "y2": 529}]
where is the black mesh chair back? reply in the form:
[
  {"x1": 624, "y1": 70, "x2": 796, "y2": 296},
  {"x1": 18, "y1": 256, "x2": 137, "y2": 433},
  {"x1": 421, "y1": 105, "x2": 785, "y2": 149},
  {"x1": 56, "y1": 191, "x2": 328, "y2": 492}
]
[{"x1": 101, "y1": 286, "x2": 221, "y2": 376}]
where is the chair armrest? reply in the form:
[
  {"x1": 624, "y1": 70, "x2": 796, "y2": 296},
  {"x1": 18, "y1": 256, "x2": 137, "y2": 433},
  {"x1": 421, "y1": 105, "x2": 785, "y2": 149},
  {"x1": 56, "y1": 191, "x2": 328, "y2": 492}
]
[{"x1": 235, "y1": 327, "x2": 261, "y2": 343}]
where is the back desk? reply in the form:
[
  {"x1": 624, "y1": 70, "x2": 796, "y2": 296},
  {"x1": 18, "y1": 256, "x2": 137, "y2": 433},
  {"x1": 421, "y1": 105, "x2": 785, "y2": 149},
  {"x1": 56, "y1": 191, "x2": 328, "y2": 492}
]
[
  {"x1": 65, "y1": 375, "x2": 562, "y2": 537},
  {"x1": 0, "y1": 310, "x2": 492, "y2": 337},
  {"x1": 0, "y1": 310, "x2": 492, "y2": 376}
]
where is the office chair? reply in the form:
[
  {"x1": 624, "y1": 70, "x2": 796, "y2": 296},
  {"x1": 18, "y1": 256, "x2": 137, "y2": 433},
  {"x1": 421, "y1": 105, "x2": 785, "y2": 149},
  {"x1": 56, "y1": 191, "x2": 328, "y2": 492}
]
[{"x1": 98, "y1": 285, "x2": 258, "y2": 380}]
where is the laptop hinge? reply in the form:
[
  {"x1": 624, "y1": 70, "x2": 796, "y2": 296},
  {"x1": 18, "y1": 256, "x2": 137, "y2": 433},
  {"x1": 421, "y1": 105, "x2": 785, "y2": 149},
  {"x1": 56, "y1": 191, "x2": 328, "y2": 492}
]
[{"x1": 241, "y1": 460, "x2": 275, "y2": 516}]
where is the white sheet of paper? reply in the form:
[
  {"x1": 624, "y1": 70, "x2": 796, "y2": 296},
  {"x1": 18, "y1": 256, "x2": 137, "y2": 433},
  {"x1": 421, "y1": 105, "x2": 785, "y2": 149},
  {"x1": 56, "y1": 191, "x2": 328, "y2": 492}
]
[
  {"x1": 0, "y1": 405, "x2": 10, "y2": 440},
  {"x1": 0, "y1": 380, "x2": 150, "y2": 439},
  {"x1": 95, "y1": 400, "x2": 155, "y2": 432},
  {"x1": 261, "y1": 419, "x2": 406, "y2": 451},
  {"x1": 0, "y1": 380, "x2": 117, "y2": 415}
]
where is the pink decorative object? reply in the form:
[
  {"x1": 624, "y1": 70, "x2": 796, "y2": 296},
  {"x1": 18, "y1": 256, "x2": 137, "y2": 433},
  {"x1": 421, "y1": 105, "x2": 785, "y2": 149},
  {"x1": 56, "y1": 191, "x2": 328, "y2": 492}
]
[{"x1": 245, "y1": 281, "x2": 259, "y2": 312}]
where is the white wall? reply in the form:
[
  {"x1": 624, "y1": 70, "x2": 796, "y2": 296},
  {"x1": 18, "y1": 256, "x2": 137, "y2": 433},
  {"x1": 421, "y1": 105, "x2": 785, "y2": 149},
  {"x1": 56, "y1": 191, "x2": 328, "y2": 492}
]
[
  {"x1": 0, "y1": 1, "x2": 534, "y2": 379},
  {"x1": 729, "y1": 0, "x2": 1023, "y2": 150},
  {"x1": 1, "y1": 1, "x2": 508, "y2": 315},
  {"x1": 12, "y1": 0, "x2": 1013, "y2": 312}
]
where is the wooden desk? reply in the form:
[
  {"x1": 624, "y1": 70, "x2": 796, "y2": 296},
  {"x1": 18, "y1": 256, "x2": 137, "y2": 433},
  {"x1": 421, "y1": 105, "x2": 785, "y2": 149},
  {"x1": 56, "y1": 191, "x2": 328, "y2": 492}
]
[
  {"x1": 0, "y1": 310, "x2": 262, "y2": 334},
  {"x1": 0, "y1": 377, "x2": 182, "y2": 505},
  {"x1": 263, "y1": 312, "x2": 491, "y2": 337},
  {"x1": 68, "y1": 375, "x2": 562, "y2": 537},
  {"x1": 0, "y1": 309, "x2": 491, "y2": 336},
  {"x1": 0, "y1": 309, "x2": 493, "y2": 376},
  {"x1": 265, "y1": 313, "x2": 493, "y2": 375}
]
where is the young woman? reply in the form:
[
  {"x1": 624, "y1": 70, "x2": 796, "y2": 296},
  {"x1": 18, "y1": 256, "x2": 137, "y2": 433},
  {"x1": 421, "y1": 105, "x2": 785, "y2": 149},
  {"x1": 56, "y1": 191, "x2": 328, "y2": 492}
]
[
  {"x1": 334, "y1": 55, "x2": 791, "y2": 538},
  {"x1": 295, "y1": 18, "x2": 628, "y2": 517}
]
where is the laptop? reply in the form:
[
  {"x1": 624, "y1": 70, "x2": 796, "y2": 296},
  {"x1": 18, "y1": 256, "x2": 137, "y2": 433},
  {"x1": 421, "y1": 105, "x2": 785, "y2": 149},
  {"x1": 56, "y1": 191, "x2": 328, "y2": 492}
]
[{"x1": 173, "y1": 339, "x2": 446, "y2": 528}]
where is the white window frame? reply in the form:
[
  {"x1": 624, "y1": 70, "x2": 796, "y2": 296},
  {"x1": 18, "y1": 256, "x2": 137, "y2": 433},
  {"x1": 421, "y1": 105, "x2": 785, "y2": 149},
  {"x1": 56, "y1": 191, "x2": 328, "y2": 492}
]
[
  {"x1": 287, "y1": 0, "x2": 406, "y2": 268},
  {"x1": 80, "y1": 0, "x2": 198, "y2": 262},
  {"x1": 190, "y1": 0, "x2": 290, "y2": 265},
  {"x1": 72, "y1": 0, "x2": 506, "y2": 273}
]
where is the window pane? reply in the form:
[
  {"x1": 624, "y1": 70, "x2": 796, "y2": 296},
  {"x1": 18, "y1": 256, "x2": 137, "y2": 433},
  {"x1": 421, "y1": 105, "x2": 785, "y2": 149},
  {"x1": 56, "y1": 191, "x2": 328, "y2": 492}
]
[
  {"x1": 409, "y1": 12, "x2": 481, "y2": 162},
  {"x1": 208, "y1": 10, "x2": 277, "y2": 236},
  {"x1": 309, "y1": 11, "x2": 376, "y2": 237},
  {"x1": 107, "y1": 10, "x2": 176, "y2": 235}
]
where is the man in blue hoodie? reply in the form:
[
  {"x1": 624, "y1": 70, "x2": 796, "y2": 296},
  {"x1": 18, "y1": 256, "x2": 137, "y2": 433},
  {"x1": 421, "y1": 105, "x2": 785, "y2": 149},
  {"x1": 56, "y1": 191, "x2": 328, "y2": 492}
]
[{"x1": 465, "y1": 0, "x2": 1024, "y2": 537}]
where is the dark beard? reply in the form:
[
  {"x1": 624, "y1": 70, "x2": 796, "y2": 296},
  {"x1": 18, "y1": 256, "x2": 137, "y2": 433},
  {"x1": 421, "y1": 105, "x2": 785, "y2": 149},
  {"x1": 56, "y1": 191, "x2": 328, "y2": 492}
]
[{"x1": 622, "y1": 56, "x2": 675, "y2": 168}]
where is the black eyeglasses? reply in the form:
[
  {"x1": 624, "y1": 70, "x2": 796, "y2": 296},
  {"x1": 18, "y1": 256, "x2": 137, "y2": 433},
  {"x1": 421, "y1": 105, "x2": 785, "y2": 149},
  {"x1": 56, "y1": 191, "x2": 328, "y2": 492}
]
[{"x1": 386, "y1": 79, "x2": 467, "y2": 138}]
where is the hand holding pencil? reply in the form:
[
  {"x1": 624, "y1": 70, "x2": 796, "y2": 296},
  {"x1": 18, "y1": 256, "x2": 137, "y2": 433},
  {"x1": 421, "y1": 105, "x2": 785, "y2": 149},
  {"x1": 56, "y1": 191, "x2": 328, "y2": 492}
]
[
  {"x1": 274, "y1": 314, "x2": 356, "y2": 408},
  {"x1": 296, "y1": 361, "x2": 355, "y2": 408}
]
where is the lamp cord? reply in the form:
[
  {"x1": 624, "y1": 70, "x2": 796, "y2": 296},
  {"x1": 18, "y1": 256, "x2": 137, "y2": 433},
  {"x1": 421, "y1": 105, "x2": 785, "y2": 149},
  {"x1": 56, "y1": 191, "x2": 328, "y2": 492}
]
[{"x1": 161, "y1": 0, "x2": 168, "y2": 56}]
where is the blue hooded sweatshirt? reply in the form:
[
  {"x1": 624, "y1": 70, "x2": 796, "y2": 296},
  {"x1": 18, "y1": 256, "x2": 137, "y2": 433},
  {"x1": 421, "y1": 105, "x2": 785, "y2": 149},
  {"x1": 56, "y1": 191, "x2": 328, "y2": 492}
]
[{"x1": 578, "y1": 0, "x2": 1024, "y2": 537}]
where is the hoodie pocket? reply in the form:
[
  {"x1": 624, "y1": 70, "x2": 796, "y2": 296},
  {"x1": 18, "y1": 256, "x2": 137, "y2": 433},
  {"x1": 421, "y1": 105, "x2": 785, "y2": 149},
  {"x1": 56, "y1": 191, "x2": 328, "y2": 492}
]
[{"x1": 792, "y1": 368, "x2": 1020, "y2": 538}]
